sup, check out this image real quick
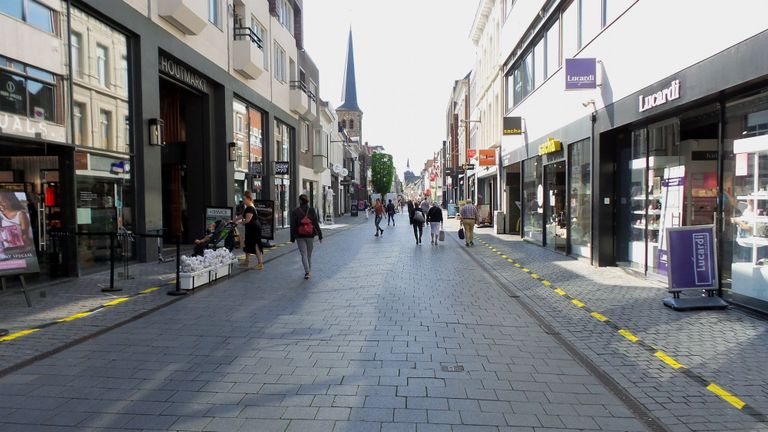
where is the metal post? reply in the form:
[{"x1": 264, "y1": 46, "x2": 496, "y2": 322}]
[
  {"x1": 101, "y1": 233, "x2": 122, "y2": 292},
  {"x1": 168, "y1": 234, "x2": 187, "y2": 296}
]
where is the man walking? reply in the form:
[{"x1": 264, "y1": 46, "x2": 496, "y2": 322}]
[
  {"x1": 386, "y1": 199, "x2": 396, "y2": 226},
  {"x1": 459, "y1": 199, "x2": 478, "y2": 246}
]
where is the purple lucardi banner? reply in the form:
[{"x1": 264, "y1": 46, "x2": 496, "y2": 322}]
[
  {"x1": 666, "y1": 225, "x2": 717, "y2": 290},
  {"x1": 565, "y1": 58, "x2": 597, "y2": 90}
]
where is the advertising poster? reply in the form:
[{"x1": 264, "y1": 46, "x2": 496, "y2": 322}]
[
  {"x1": 656, "y1": 166, "x2": 685, "y2": 275},
  {"x1": 0, "y1": 191, "x2": 40, "y2": 276},
  {"x1": 666, "y1": 225, "x2": 718, "y2": 290},
  {"x1": 253, "y1": 199, "x2": 275, "y2": 240},
  {"x1": 205, "y1": 207, "x2": 233, "y2": 231}
]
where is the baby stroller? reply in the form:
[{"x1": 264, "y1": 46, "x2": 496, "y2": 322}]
[{"x1": 192, "y1": 220, "x2": 238, "y2": 256}]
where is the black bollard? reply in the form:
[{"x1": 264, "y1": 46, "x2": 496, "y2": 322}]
[
  {"x1": 101, "y1": 232, "x2": 122, "y2": 292},
  {"x1": 168, "y1": 234, "x2": 187, "y2": 296}
]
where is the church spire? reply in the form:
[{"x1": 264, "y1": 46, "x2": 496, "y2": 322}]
[{"x1": 338, "y1": 28, "x2": 360, "y2": 111}]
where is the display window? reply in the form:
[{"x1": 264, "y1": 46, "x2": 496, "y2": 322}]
[
  {"x1": 723, "y1": 92, "x2": 768, "y2": 303},
  {"x1": 522, "y1": 156, "x2": 543, "y2": 244},
  {"x1": 568, "y1": 138, "x2": 591, "y2": 258}
]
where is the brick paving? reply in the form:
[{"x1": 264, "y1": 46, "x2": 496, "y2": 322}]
[
  {"x1": 448, "y1": 218, "x2": 768, "y2": 432},
  {"x1": 0, "y1": 210, "x2": 765, "y2": 431}
]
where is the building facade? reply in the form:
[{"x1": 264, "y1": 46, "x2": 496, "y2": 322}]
[
  {"x1": 0, "y1": 0, "x2": 317, "y2": 281},
  {"x1": 499, "y1": 0, "x2": 768, "y2": 312}
]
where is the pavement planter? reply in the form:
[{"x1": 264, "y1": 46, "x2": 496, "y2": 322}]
[{"x1": 178, "y1": 260, "x2": 236, "y2": 290}]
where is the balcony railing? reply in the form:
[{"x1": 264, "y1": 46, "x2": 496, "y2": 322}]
[
  {"x1": 289, "y1": 80, "x2": 317, "y2": 102},
  {"x1": 233, "y1": 26, "x2": 263, "y2": 49}
]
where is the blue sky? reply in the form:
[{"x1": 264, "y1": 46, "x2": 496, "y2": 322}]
[{"x1": 303, "y1": 1, "x2": 478, "y2": 179}]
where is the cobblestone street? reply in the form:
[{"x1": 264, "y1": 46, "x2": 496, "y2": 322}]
[{"x1": 0, "y1": 212, "x2": 766, "y2": 431}]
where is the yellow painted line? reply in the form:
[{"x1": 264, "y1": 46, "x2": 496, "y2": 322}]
[
  {"x1": 707, "y1": 383, "x2": 746, "y2": 409},
  {"x1": 541, "y1": 280, "x2": 552, "y2": 286},
  {"x1": 571, "y1": 299, "x2": 585, "y2": 308},
  {"x1": 501, "y1": 255, "x2": 508, "y2": 258},
  {"x1": 522, "y1": 268, "x2": 530, "y2": 273},
  {"x1": 618, "y1": 329, "x2": 639, "y2": 343},
  {"x1": 58, "y1": 312, "x2": 92, "y2": 322},
  {"x1": 103, "y1": 298, "x2": 130, "y2": 306},
  {"x1": 530, "y1": 273, "x2": 540, "y2": 279},
  {"x1": 491, "y1": 248, "x2": 497, "y2": 251},
  {"x1": 554, "y1": 288, "x2": 567, "y2": 296},
  {"x1": 507, "y1": 259, "x2": 514, "y2": 263},
  {"x1": 655, "y1": 351, "x2": 685, "y2": 369},
  {"x1": 0, "y1": 328, "x2": 40, "y2": 341},
  {"x1": 590, "y1": 311, "x2": 609, "y2": 322},
  {"x1": 140, "y1": 287, "x2": 159, "y2": 294},
  {"x1": 514, "y1": 263, "x2": 521, "y2": 268}
]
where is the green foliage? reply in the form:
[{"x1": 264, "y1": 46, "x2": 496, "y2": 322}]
[{"x1": 371, "y1": 153, "x2": 394, "y2": 194}]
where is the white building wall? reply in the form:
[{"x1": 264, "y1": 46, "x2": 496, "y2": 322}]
[{"x1": 505, "y1": 0, "x2": 768, "y2": 143}]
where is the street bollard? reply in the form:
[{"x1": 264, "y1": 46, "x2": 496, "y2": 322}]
[
  {"x1": 168, "y1": 234, "x2": 187, "y2": 296},
  {"x1": 101, "y1": 232, "x2": 122, "y2": 292}
]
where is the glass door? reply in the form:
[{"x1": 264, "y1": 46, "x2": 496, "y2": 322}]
[{"x1": 544, "y1": 161, "x2": 567, "y2": 253}]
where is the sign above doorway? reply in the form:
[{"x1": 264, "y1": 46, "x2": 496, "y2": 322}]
[{"x1": 538, "y1": 138, "x2": 562, "y2": 155}]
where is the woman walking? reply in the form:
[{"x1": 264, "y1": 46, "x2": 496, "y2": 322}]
[
  {"x1": 290, "y1": 194, "x2": 323, "y2": 279},
  {"x1": 411, "y1": 201, "x2": 425, "y2": 245},
  {"x1": 426, "y1": 201, "x2": 443, "y2": 245},
  {"x1": 237, "y1": 191, "x2": 263, "y2": 269}
]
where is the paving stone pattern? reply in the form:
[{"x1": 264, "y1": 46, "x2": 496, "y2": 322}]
[
  {"x1": 453, "y1": 219, "x2": 768, "y2": 432},
  {"x1": 0, "y1": 212, "x2": 646, "y2": 431}
]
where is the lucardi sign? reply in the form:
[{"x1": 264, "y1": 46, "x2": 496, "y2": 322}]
[
  {"x1": 639, "y1": 80, "x2": 680, "y2": 112},
  {"x1": 565, "y1": 58, "x2": 597, "y2": 90}
]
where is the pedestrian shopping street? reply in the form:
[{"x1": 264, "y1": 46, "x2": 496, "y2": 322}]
[{"x1": 0, "y1": 212, "x2": 767, "y2": 431}]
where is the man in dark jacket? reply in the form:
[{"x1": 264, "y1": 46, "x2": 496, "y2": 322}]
[
  {"x1": 290, "y1": 194, "x2": 323, "y2": 279},
  {"x1": 386, "y1": 199, "x2": 396, "y2": 226},
  {"x1": 426, "y1": 202, "x2": 444, "y2": 245}
]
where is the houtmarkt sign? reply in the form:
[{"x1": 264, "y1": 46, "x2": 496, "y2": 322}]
[{"x1": 159, "y1": 55, "x2": 208, "y2": 92}]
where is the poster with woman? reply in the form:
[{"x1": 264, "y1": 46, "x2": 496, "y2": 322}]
[{"x1": 0, "y1": 191, "x2": 39, "y2": 275}]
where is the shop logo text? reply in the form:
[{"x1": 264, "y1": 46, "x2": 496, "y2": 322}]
[{"x1": 639, "y1": 80, "x2": 680, "y2": 112}]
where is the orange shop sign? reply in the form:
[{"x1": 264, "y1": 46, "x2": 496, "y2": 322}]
[{"x1": 479, "y1": 149, "x2": 496, "y2": 166}]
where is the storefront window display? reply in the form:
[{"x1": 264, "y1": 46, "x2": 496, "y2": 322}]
[
  {"x1": 569, "y1": 138, "x2": 591, "y2": 258},
  {"x1": 523, "y1": 156, "x2": 543, "y2": 244},
  {"x1": 723, "y1": 92, "x2": 768, "y2": 304},
  {"x1": 274, "y1": 119, "x2": 293, "y2": 228},
  {"x1": 232, "y1": 98, "x2": 265, "y2": 210},
  {"x1": 69, "y1": 8, "x2": 133, "y2": 271}
]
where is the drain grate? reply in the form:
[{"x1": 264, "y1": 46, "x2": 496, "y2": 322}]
[{"x1": 441, "y1": 364, "x2": 465, "y2": 372}]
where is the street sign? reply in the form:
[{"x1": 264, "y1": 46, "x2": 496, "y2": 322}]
[{"x1": 462, "y1": 163, "x2": 475, "y2": 170}]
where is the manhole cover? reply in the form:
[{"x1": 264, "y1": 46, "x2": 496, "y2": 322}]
[{"x1": 441, "y1": 364, "x2": 464, "y2": 372}]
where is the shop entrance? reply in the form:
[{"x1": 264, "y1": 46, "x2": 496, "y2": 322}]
[
  {"x1": 614, "y1": 105, "x2": 719, "y2": 276},
  {"x1": 506, "y1": 163, "x2": 521, "y2": 234},
  {"x1": 159, "y1": 79, "x2": 207, "y2": 244},
  {"x1": 544, "y1": 161, "x2": 567, "y2": 253}
]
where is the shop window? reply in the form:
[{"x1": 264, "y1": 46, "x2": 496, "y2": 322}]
[
  {"x1": 0, "y1": 71, "x2": 27, "y2": 116},
  {"x1": 27, "y1": 79, "x2": 54, "y2": 121},
  {"x1": 523, "y1": 157, "x2": 543, "y2": 245},
  {"x1": 569, "y1": 139, "x2": 591, "y2": 258}
]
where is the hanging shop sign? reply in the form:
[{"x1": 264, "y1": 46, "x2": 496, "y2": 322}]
[
  {"x1": 0, "y1": 191, "x2": 40, "y2": 276},
  {"x1": 274, "y1": 161, "x2": 290, "y2": 175},
  {"x1": 250, "y1": 161, "x2": 263, "y2": 177},
  {"x1": 159, "y1": 55, "x2": 208, "y2": 92},
  {"x1": 538, "y1": 138, "x2": 562, "y2": 155},
  {"x1": 467, "y1": 149, "x2": 477, "y2": 159},
  {"x1": 253, "y1": 199, "x2": 275, "y2": 240},
  {"x1": 503, "y1": 116, "x2": 523, "y2": 135},
  {"x1": 565, "y1": 58, "x2": 597, "y2": 90},
  {"x1": 478, "y1": 149, "x2": 496, "y2": 166},
  {"x1": 638, "y1": 79, "x2": 681, "y2": 113}
]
